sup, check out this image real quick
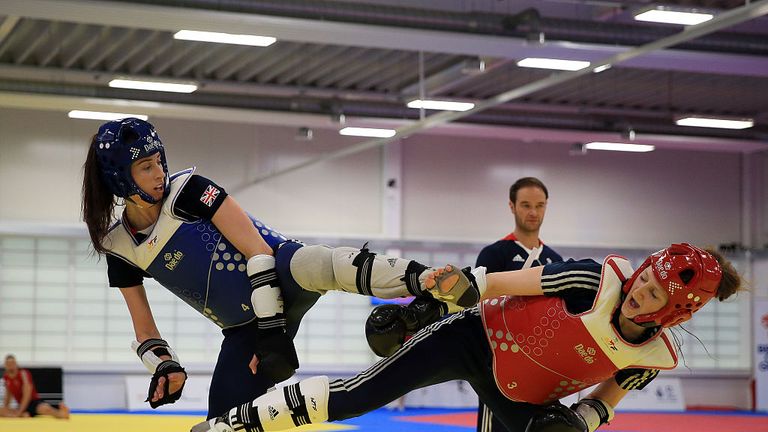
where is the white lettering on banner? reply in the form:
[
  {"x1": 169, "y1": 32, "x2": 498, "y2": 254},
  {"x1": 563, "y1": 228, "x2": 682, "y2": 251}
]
[
  {"x1": 755, "y1": 299, "x2": 768, "y2": 411},
  {"x1": 608, "y1": 378, "x2": 685, "y2": 411},
  {"x1": 574, "y1": 379, "x2": 684, "y2": 412}
]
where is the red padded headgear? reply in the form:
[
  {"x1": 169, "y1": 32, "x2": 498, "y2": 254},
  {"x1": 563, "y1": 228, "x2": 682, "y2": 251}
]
[{"x1": 623, "y1": 243, "x2": 722, "y2": 328}]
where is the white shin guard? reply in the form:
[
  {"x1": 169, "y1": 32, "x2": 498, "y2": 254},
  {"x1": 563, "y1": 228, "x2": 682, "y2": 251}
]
[
  {"x1": 230, "y1": 376, "x2": 330, "y2": 431},
  {"x1": 290, "y1": 245, "x2": 429, "y2": 298}
]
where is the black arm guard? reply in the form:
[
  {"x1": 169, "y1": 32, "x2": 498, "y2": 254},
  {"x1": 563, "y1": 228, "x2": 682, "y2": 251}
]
[
  {"x1": 146, "y1": 360, "x2": 187, "y2": 409},
  {"x1": 365, "y1": 296, "x2": 447, "y2": 357},
  {"x1": 526, "y1": 403, "x2": 588, "y2": 432}
]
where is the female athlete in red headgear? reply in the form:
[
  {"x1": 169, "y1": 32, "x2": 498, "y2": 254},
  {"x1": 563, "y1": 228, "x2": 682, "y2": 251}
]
[{"x1": 194, "y1": 243, "x2": 741, "y2": 432}]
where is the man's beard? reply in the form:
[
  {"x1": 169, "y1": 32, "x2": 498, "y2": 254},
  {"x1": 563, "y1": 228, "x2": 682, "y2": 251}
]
[{"x1": 516, "y1": 217, "x2": 542, "y2": 234}]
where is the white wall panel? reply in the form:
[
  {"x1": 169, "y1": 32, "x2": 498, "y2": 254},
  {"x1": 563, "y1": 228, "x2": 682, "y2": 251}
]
[{"x1": 401, "y1": 135, "x2": 742, "y2": 248}]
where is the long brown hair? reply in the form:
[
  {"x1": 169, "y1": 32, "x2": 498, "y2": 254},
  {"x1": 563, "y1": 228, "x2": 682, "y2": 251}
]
[
  {"x1": 706, "y1": 247, "x2": 744, "y2": 301},
  {"x1": 82, "y1": 134, "x2": 117, "y2": 254}
]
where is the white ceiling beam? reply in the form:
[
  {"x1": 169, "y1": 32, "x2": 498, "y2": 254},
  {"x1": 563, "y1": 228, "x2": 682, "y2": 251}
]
[
  {"x1": 0, "y1": 63, "x2": 401, "y2": 101},
  {"x1": 1, "y1": 90, "x2": 762, "y2": 155},
  {"x1": 0, "y1": 15, "x2": 20, "y2": 44},
  {"x1": 3, "y1": 0, "x2": 768, "y2": 77}
]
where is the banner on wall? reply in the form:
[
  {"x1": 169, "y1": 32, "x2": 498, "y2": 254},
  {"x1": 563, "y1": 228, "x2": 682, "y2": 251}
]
[
  {"x1": 615, "y1": 377, "x2": 685, "y2": 411},
  {"x1": 578, "y1": 378, "x2": 684, "y2": 412},
  {"x1": 125, "y1": 375, "x2": 210, "y2": 411},
  {"x1": 754, "y1": 298, "x2": 768, "y2": 412}
]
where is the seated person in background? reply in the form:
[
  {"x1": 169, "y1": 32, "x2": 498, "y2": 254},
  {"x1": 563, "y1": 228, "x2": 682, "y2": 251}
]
[
  {"x1": 193, "y1": 243, "x2": 742, "y2": 432},
  {"x1": 1, "y1": 354, "x2": 69, "y2": 419}
]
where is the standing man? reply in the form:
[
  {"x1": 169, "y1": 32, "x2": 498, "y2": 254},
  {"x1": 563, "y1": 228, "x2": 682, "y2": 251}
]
[
  {"x1": 476, "y1": 176, "x2": 562, "y2": 432},
  {"x1": 1, "y1": 354, "x2": 69, "y2": 419}
]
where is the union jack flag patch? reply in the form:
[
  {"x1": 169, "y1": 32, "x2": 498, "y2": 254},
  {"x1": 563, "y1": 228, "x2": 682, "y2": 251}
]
[{"x1": 200, "y1": 185, "x2": 220, "y2": 207}]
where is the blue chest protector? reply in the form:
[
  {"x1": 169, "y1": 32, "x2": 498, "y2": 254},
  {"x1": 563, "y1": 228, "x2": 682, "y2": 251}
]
[{"x1": 105, "y1": 168, "x2": 288, "y2": 329}]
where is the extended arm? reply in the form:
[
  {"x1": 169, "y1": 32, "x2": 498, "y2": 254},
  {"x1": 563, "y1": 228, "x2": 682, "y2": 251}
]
[
  {"x1": 480, "y1": 266, "x2": 546, "y2": 300},
  {"x1": 210, "y1": 195, "x2": 297, "y2": 381},
  {"x1": 120, "y1": 286, "x2": 187, "y2": 407},
  {"x1": 211, "y1": 196, "x2": 273, "y2": 258},
  {"x1": 120, "y1": 285, "x2": 161, "y2": 341}
]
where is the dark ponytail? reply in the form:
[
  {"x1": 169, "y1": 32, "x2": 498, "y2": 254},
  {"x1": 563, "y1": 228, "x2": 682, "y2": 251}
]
[{"x1": 82, "y1": 134, "x2": 117, "y2": 254}]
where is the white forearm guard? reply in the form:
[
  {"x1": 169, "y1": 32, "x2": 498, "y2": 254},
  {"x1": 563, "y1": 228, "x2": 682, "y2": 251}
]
[
  {"x1": 248, "y1": 254, "x2": 283, "y2": 312},
  {"x1": 131, "y1": 338, "x2": 181, "y2": 374},
  {"x1": 574, "y1": 398, "x2": 614, "y2": 432},
  {"x1": 248, "y1": 254, "x2": 285, "y2": 329}
]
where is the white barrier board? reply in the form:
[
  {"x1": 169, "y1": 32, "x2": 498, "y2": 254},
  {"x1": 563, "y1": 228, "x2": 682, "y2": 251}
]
[{"x1": 125, "y1": 375, "x2": 210, "y2": 411}]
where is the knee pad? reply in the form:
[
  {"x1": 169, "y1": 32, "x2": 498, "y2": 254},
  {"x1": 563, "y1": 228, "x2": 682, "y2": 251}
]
[{"x1": 289, "y1": 245, "x2": 337, "y2": 294}]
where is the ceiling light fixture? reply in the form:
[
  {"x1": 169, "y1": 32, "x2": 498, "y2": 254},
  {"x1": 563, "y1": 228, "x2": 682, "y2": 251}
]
[
  {"x1": 68, "y1": 110, "x2": 148, "y2": 121},
  {"x1": 584, "y1": 142, "x2": 655, "y2": 152},
  {"x1": 516, "y1": 57, "x2": 590, "y2": 71},
  {"x1": 407, "y1": 99, "x2": 475, "y2": 112},
  {"x1": 108, "y1": 78, "x2": 198, "y2": 93},
  {"x1": 339, "y1": 127, "x2": 396, "y2": 138},
  {"x1": 592, "y1": 64, "x2": 612, "y2": 74},
  {"x1": 634, "y1": 7, "x2": 714, "y2": 26},
  {"x1": 174, "y1": 30, "x2": 276, "y2": 47},
  {"x1": 675, "y1": 116, "x2": 754, "y2": 129}
]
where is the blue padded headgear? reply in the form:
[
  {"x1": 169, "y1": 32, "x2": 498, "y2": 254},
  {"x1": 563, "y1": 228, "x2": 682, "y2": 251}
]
[{"x1": 93, "y1": 118, "x2": 170, "y2": 204}]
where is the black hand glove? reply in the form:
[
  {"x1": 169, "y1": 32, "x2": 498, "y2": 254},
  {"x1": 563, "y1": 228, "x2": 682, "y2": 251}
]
[
  {"x1": 365, "y1": 296, "x2": 447, "y2": 357},
  {"x1": 525, "y1": 403, "x2": 588, "y2": 432},
  {"x1": 146, "y1": 360, "x2": 187, "y2": 409},
  {"x1": 255, "y1": 326, "x2": 299, "y2": 383}
]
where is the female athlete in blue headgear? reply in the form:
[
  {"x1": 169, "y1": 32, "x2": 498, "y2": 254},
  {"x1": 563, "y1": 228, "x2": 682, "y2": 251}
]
[
  {"x1": 81, "y1": 118, "x2": 476, "y2": 418},
  {"x1": 193, "y1": 244, "x2": 742, "y2": 432}
]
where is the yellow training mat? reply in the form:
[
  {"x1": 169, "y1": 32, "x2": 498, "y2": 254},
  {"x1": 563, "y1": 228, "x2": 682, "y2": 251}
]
[{"x1": 0, "y1": 414, "x2": 358, "y2": 432}]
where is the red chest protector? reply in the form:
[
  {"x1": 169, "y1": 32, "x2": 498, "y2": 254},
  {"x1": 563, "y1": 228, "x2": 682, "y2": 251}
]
[{"x1": 480, "y1": 256, "x2": 678, "y2": 404}]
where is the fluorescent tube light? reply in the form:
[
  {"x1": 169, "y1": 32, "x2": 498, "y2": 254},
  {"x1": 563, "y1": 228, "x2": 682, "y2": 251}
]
[
  {"x1": 675, "y1": 116, "x2": 754, "y2": 130},
  {"x1": 634, "y1": 9, "x2": 713, "y2": 25},
  {"x1": 584, "y1": 142, "x2": 655, "y2": 153},
  {"x1": 109, "y1": 79, "x2": 198, "y2": 93},
  {"x1": 517, "y1": 58, "x2": 590, "y2": 71},
  {"x1": 407, "y1": 99, "x2": 475, "y2": 111},
  {"x1": 339, "y1": 127, "x2": 396, "y2": 138},
  {"x1": 174, "y1": 30, "x2": 276, "y2": 47},
  {"x1": 68, "y1": 110, "x2": 148, "y2": 121},
  {"x1": 592, "y1": 64, "x2": 612, "y2": 74}
]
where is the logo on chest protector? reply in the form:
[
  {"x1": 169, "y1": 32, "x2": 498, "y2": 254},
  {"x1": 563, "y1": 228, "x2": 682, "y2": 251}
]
[
  {"x1": 387, "y1": 258, "x2": 397, "y2": 267},
  {"x1": 574, "y1": 343, "x2": 596, "y2": 364},
  {"x1": 268, "y1": 405, "x2": 279, "y2": 420},
  {"x1": 310, "y1": 397, "x2": 317, "y2": 411},
  {"x1": 164, "y1": 250, "x2": 185, "y2": 271},
  {"x1": 603, "y1": 336, "x2": 619, "y2": 352}
]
